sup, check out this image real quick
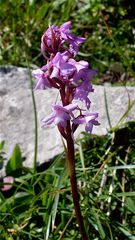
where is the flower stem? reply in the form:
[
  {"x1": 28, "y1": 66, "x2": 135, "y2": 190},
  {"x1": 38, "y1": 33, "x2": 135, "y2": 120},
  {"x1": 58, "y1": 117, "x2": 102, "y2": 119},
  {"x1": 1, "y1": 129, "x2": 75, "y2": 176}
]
[
  {"x1": 66, "y1": 121, "x2": 88, "y2": 240},
  {"x1": 27, "y1": 63, "x2": 38, "y2": 174}
]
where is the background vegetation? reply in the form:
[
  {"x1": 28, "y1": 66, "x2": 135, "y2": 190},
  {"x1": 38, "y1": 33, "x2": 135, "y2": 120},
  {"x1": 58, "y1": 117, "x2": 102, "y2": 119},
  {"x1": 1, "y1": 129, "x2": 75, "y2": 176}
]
[
  {"x1": 0, "y1": 0, "x2": 135, "y2": 239},
  {"x1": 0, "y1": 0, "x2": 135, "y2": 84}
]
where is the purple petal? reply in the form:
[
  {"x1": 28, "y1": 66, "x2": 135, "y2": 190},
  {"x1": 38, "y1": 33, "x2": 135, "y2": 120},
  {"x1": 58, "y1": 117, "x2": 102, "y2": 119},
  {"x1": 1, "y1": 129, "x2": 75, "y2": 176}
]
[
  {"x1": 85, "y1": 122, "x2": 93, "y2": 133},
  {"x1": 73, "y1": 113, "x2": 100, "y2": 133},
  {"x1": 50, "y1": 66, "x2": 60, "y2": 78},
  {"x1": 64, "y1": 103, "x2": 78, "y2": 112},
  {"x1": 42, "y1": 103, "x2": 78, "y2": 128},
  {"x1": 32, "y1": 69, "x2": 51, "y2": 90},
  {"x1": 60, "y1": 21, "x2": 71, "y2": 35}
]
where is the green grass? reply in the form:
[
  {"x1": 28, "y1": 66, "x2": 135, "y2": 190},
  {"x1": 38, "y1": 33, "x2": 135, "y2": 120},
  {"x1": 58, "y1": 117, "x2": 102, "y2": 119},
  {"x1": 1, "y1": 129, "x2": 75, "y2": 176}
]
[
  {"x1": 0, "y1": 0, "x2": 135, "y2": 85},
  {"x1": 0, "y1": 122, "x2": 135, "y2": 239}
]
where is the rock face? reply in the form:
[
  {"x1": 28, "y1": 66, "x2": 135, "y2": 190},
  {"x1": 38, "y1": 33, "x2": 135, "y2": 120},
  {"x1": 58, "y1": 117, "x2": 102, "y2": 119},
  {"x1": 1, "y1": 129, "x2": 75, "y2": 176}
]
[{"x1": 0, "y1": 66, "x2": 135, "y2": 168}]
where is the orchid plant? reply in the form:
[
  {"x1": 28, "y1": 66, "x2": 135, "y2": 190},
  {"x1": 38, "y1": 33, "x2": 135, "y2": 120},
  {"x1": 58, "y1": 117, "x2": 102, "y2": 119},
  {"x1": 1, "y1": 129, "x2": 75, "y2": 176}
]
[{"x1": 32, "y1": 21, "x2": 99, "y2": 240}]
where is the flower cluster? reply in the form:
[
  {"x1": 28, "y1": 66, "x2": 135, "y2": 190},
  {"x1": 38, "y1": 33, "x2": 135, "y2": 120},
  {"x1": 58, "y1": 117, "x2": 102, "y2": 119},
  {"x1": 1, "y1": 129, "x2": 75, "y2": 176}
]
[{"x1": 32, "y1": 21, "x2": 99, "y2": 138}]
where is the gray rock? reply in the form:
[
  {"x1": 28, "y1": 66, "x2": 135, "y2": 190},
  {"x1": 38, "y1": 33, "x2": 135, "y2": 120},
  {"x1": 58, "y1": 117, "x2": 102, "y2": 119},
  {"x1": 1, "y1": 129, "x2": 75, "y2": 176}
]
[{"x1": 0, "y1": 66, "x2": 135, "y2": 170}]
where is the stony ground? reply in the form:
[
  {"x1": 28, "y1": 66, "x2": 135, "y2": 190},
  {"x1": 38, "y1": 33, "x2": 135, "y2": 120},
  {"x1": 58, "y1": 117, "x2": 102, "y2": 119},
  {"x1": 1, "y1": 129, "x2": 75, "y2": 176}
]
[{"x1": 0, "y1": 66, "x2": 135, "y2": 171}]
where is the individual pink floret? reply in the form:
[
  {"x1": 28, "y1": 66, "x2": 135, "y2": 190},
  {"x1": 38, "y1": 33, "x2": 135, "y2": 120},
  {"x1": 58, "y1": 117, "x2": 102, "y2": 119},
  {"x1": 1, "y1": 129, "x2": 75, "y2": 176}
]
[
  {"x1": 32, "y1": 68, "x2": 51, "y2": 89},
  {"x1": 73, "y1": 113, "x2": 100, "y2": 133},
  {"x1": 42, "y1": 103, "x2": 78, "y2": 128}
]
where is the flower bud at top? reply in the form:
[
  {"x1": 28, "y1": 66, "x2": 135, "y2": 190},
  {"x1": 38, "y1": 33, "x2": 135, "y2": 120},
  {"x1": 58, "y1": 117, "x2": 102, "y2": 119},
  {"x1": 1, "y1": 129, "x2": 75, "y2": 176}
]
[{"x1": 41, "y1": 21, "x2": 85, "y2": 58}]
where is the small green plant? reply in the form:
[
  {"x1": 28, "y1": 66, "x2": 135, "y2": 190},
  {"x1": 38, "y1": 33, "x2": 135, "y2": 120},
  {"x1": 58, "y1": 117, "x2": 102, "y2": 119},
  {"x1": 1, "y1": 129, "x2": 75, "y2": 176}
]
[{"x1": 0, "y1": 122, "x2": 135, "y2": 239}]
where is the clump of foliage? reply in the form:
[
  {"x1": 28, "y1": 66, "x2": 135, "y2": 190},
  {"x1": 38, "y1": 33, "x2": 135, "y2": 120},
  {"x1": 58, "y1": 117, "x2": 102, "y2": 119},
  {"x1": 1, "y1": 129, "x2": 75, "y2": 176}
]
[{"x1": 0, "y1": 121, "x2": 135, "y2": 239}]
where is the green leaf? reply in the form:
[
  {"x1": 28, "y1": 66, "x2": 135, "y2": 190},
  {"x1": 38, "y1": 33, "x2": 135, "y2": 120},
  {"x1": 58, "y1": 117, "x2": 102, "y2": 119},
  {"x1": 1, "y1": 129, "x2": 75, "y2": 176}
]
[
  {"x1": 51, "y1": 163, "x2": 67, "y2": 229},
  {"x1": 126, "y1": 198, "x2": 135, "y2": 214},
  {"x1": 92, "y1": 207, "x2": 106, "y2": 239},
  {"x1": 0, "y1": 140, "x2": 5, "y2": 150},
  {"x1": 6, "y1": 144, "x2": 22, "y2": 176},
  {"x1": 118, "y1": 226, "x2": 135, "y2": 240}
]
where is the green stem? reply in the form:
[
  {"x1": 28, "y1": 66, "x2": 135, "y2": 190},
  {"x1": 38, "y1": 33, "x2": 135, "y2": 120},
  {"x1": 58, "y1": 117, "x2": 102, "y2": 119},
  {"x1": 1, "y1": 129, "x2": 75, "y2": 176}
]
[
  {"x1": 66, "y1": 121, "x2": 88, "y2": 240},
  {"x1": 27, "y1": 65, "x2": 38, "y2": 174},
  {"x1": 31, "y1": 87, "x2": 38, "y2": 174}
]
